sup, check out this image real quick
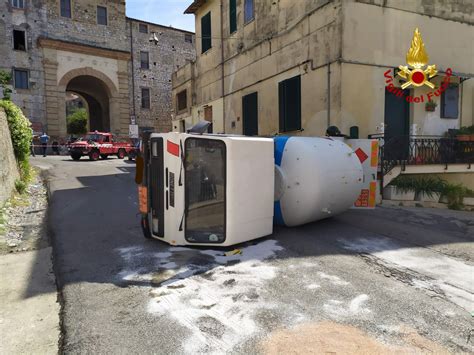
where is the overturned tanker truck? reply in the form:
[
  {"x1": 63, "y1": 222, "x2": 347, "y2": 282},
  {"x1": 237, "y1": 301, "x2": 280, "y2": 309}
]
[{"x1": 135, "y1": 129, "x2": 378, "y2": 247}]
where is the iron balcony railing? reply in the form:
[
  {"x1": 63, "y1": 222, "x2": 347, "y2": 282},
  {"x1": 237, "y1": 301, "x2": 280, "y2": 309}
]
[{"x1": 368, "y1": 134, "x2": 474, "y2": 175}]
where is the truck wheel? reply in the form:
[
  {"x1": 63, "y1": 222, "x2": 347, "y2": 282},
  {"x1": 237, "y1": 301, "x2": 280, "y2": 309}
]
[
  {"x1": 141, "y1": 216, "x2": 152, "y2": 239},
  {"x1": 100, "y1": 154, "x2": 108, "y2": 160},
  {"x1": 71, "y1": 153, "x2": 81, "y2": 161},
  {"x1": 117, "y1": 149, "x2": 126, "y2": 159},
  {"x1": 89, "y1": 150, "x2": 100, "y2": 161}
]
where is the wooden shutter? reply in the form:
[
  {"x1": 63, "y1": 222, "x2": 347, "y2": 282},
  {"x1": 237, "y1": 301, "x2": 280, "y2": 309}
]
[{"x1": 201, "y1": 12, "x2": 212, "y2": 53}]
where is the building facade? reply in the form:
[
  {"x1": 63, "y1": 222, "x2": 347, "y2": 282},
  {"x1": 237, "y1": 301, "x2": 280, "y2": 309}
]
[
  {"x1": 1, "y1": 0, "x2": 195, "y2": 138},
  {"x1": 172, "y1": 0, "x2": 473, "y2": 140}
]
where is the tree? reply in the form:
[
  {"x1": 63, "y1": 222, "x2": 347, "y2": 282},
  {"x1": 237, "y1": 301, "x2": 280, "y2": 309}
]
[
  {"x1": 0, "y1": 70, "x2": 12, "y2": 101},
  {"x1": 67, "y1": 108, "x2": 88, "y2": 135}
]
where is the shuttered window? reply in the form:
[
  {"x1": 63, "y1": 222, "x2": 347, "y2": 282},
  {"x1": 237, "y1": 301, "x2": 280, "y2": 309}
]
[
  {"x1": 97, "y1": 6, "x2": 107, "y2": 25},
  {"x1": 201, "y1": 12, "x2": 212, "y2": 53},
  {"x1": 441, "y1": 85, "x2": 459, "y2": 119},
  {"x1": 11, "y1": 0, "x2": 24, "y2": 9},
  {"x1": 141, "y1": 88, "x2": 150, "y2": 109},
  {"x1": 229, "y1": 0, "x2": 237, "y2": 33},
  {"x1": 279, "y1": 75, "x2": 301, "y2": 132},
  {"x1": 140, "y1": 51, "x2": 149, "y2": 69},
  {"x1": 244, "y1": 0, "x2": 254, "y2": 23},
  {"x1": 14, "y1": 69, "x2": 28, "y2": 89}
]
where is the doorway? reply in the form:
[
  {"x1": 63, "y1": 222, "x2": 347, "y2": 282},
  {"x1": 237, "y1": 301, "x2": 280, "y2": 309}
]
[
  {"x1": 384, "y1": 88, "x2": 410, "y2": 161},
  {"x1": 242, "y1": 92, "x2": 258, "y2": 136}
]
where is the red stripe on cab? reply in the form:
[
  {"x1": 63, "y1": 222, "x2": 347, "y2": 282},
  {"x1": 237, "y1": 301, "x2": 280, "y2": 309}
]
[{"x1": 167, "y1": 140, "x2": 180, "y2": 157}]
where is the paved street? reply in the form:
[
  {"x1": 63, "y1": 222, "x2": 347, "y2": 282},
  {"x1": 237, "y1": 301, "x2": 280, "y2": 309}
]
[{"x1": 32, "y1": 156, "x2": 473, "y2": 354}]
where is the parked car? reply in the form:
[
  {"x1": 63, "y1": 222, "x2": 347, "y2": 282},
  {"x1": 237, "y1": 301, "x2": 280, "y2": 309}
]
[{"x1": 68, "y1": 131, "x2": 134, "y2": 161}]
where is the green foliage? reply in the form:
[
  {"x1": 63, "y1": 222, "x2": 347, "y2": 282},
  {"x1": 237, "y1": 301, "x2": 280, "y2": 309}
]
[
  {"x1": 457, "y1": 125, "x2": 474, "y2": 135},
  {"x1": 441, "y1": 183, "x2": 468, "y2": 210},
  {"x1": 14, "y1": 180, "x2": 27, "y2": 194},
  {"x1": 0, "y1": 100, "x2": 32, "y2": 176},
  {"x1": 66, "y1": 108, "x2": 88, "y2": 135},
  {"x1": 412, "y1": 177, "x2": 446, "y2": 198},
  {"x1": 0, "y1": 70, "x2": 12, "y2": 101},
  {"x1": 389, "y1": 176, "x2": 417, "y2": 193}
]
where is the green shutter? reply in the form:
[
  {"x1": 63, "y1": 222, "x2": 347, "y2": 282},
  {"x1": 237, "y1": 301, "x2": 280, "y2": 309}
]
[
  {"x1": 229, "y1": 0, "x2": 237, "y2": 33},
  {"x1": 201, "y1": 12, "x2": 212, "y2": 53}
]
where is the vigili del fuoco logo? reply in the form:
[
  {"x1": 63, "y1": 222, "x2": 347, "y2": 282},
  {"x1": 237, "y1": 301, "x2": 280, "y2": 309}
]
[{"x1": 384, "y1": 28, "x2": 453, "y2": 103}]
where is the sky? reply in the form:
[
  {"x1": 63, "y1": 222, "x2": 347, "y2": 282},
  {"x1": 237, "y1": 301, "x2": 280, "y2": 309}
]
[{"x1": 126, "y1": 0, "x2": 195, "y2": 32}]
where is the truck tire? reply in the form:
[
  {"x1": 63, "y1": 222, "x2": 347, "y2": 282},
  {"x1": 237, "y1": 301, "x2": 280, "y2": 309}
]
[
  {"x1": 100, "y1": 154, "x2": 108, "y2": 160},
  {"x1": 71, "y1": 153, "x2": 81, "y2": 161},
  {"x1": 117, "y1": 149, "x2": 126, "y2": 159},
  {"x1": 141, "y1": 216, "x2": 152, "y2": 239},
  {"x1": 89, "y1": 150, "x2": 100, "y2": 161}
]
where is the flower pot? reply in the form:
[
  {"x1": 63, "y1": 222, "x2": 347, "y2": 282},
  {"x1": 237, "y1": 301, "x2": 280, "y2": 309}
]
[
  {"x1": 383, "y1": 186, "x2": 415, "y2": 201},
  {"x1": 463, "y1": 197, "x2": 474, "y2": 206},
  {"x1": 415, "y1": 192, "x2": 441, "y2": 203},
  {"x1": 456, "y1": 135, "x2": 472, "y2": 142},
  {"x1": 425, "y1": 106, "x2": 436, "y2": 112}
]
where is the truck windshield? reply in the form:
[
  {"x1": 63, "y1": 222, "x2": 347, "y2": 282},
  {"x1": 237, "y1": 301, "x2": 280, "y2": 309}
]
[
  {"x1": 185, "y1": 138, "x2": 226, "y2": 243},
  {"x1": 82, "y1": 134, "x2": 101, "y2": 142}
]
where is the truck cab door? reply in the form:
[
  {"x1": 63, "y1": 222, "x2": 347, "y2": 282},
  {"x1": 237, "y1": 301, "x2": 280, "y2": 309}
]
[{"x1": 149, "y1": 137, "x2": 165, "y2": 238}]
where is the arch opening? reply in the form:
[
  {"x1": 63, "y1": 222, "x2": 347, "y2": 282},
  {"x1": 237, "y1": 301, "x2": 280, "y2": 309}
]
[{"x1": 65, "y1": 75, "x2": 111, "y2": 132}]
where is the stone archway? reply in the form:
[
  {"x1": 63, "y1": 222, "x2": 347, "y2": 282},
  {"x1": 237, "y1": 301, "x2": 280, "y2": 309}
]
[{"x1": 57, "y1": 67, "x2": 120, "y2": 136}]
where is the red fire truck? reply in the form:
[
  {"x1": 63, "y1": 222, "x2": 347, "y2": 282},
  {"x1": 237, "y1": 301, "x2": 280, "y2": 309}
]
[{"x1": 68, "y1": 132, "x2": 134, "y2": 161}]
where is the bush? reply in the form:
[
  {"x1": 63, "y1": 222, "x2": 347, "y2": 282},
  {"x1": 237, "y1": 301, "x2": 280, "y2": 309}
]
[
  {"x1": 0, "y1": 70, "x2": 12, "y2": 100},
  {"x1": 389, "y1": 176, "x2": 417, "y2": 193},
  {"x1": 441, "y1": 183, "x2": 468, "y2": 210},
  {"x1": 412, "y1": 177, "x2": 446, "y2": 198},
  {"x1": 67, "y1": 108, "x2": 88, "y2": 135},
  {"x1": 15, "y1": 180, "x2": 27, "y2": 194},
  {"x1": 0, "y1": 100, "x2": 32, "y2": 183}
]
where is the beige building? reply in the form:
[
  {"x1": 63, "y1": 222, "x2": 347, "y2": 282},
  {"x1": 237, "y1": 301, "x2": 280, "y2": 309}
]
[
  {"x1": 172, "y1": 0, "x2": 473, "y2": 139},
  {"x1": 1, "y1": 0, "x2": 195, "y2": 138}
]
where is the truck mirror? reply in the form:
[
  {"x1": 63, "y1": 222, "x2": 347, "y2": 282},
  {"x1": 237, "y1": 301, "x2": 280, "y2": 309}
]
[{"x1": 135, "y1": 156, "x2": 144, "y2": 184}]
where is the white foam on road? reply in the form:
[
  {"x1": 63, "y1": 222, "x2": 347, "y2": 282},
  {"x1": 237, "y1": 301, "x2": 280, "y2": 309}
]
[{"x1": 338, "y1": 237, "x2": 474, "y2": 312}]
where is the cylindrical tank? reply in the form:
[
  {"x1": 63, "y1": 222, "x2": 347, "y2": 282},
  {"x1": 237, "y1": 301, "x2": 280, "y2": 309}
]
[{"x1": 274, "y1": 136, "x2": 363, "y2": 227}]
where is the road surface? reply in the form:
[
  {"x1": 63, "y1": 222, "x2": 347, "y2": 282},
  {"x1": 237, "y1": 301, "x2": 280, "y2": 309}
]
[{"x1": 32, "y1": 156, "x2": 473, "y2": 354}]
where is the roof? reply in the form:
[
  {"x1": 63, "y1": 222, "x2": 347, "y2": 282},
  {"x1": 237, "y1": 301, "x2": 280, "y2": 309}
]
[
  {"x1": 184, "y1": 0, "x2": 206, "y2": 14},
  {"x1": 126, "y1": 17, "x2": 195, "y2": 35}
]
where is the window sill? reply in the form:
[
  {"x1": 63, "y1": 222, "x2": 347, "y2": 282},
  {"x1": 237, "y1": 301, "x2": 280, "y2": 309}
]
[
  {"x1": 14, "y1": 88, "x2": 30, "y2": 92},
  {"x1": 201, "y1": 47, "x2": 213, "y2": 55},
  {"x1": 244, "y1": 18, "x2": 255, "y2": 26}
]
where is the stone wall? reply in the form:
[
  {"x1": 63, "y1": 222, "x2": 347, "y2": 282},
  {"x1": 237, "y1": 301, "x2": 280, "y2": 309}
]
[
  {"x1": 0, "y1": 109, "x2": 20, "y2": 206},
  {"x1": 130, "y1": 19, "x2": 195, "y2": 132}
]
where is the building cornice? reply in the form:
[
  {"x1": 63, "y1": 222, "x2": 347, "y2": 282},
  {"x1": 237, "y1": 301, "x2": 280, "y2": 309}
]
[{"x1": 38, "y1": 37, "x2": 131, "y2": 61}]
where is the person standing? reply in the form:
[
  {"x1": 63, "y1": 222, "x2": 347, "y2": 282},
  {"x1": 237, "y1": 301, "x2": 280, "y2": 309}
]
[
  {"x1": 30, "y1": 134, "x2": 37, "y2": 157},
  {"x1": 39, "y1": 132, "x2": 50, "y2": 157}
]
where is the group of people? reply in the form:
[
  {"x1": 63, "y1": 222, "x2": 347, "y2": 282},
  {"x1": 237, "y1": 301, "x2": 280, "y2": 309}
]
[{"x1": 30, "y1": 133, "x2": 62, "y2": 157}]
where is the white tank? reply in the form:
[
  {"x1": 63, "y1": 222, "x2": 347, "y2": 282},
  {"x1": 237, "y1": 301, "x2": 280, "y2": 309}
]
[{"x1": 274, "y1": 137, "x2": 363, "y2": 227}]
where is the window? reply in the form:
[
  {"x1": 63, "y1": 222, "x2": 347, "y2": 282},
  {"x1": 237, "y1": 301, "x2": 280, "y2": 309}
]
[
  {"x1": 14, "y1": 69, "x2": 28, "y2": 89},
  {"x1": 185, "y1": 138, "x2": 226, "y2": 244},
  {"x1": 177, "y1": 90, "x2": 187, "y2": 112},
  {"x1": 244, "y1": 0, "x2": 254, "y2": 23},
  {"x1": 139, "y1": 23, "x2": 148, "y2": 33},
  {"x1": 97, "y1": 6, "x2": 107, "y2": 25},
  {"x1": 201, "y1": 12, "x2": 212, "y2": 53},
  {"x1": 13, "y1": 30, "x2": 26, "y2": 51},
  {"x1": 184, "y1": 33, "x2": 193, "y2": 43},
  {"x1": 140, "y1": 51, "x2": 149, "y2": 69},
  {"x1": 11, "y1": 0, "x2": 24, "y2": 9},
  {"x1": 279, "y1": 75, "x2": 301, "y2": 132},
  {"x1": 141, "y1": 88, "x2": 150, "y2": 109},
  {"x1": 60, "y1": 0, "x2": 71, "y2": 18},
  {"x1": 441, "y1": 85, "x2": 459, "y2": 119},
  {"x1": 229, "y1": 0, "x2": 237, "y2": 33}
]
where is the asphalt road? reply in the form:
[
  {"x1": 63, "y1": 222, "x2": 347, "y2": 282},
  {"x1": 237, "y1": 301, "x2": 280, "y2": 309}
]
[{"x1": 32, "y1": 156, "x2": 473, "y2": 354}]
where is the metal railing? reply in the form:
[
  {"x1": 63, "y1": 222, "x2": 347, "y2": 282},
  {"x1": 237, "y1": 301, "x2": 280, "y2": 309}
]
[{"x1": 368, "y1": 134, "x2": 474, "y2": 175}]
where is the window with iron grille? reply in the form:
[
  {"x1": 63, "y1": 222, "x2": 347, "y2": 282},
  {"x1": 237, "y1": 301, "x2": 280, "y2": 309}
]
[
  {"x1": 14, "y1": 69, "x2": 28, "y2": 89},
  {"x1": 11, "y1": 0, "x2": 24, "y2": 9},
  {"x1": 140, "y1": 51, "x2": 149, "y2": 69},
  {"x1": 13, "y1": 30, "x2": 26, "y2": 51},
  {"x1": 60, "y1": 0, "x2": 71, "y2": 18},
  {"x1": 177, "y1": 90, "x2": 187, "y2": 112},
  {"x1": 184, "y1": 33, "x2": 193, "y2": 43},
  {"x1": 441, "y1": 85, "x2": 459, "y2": 119},
  {"x1": 141, "y1": 88, "x2": 150, "y2": 109},
  {"x1": 279, "y1": 75, "x2": 301, "y2": 132},
  {"x1": 139, "y1": 23, "x2": 148, "y2": 33},
  {"x1": 97, "y1": 6, "x2": 107, "y2": 25},
  {"x1": 229, "y1": 0, "x2": 237, "y2": 33},
  {"x1": 244, "y1": 0, "x2": 254, "y2": 24},
  {"x1": 201, "y1": 12, "x2": 212, "y2": 53}
]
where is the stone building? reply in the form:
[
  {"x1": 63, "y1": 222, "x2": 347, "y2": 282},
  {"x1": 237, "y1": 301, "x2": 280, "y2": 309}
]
[
  {"x1": 172, "y1": 0, "x2": 473, "y2": 139},
  {"x1": 1, "y1": 0, "x2": 195, "y2": 138}
]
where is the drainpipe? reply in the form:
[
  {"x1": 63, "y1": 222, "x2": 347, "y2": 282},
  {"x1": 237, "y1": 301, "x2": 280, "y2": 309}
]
[
  {"x1": 327, "y1": 62, "x2": 331, "y2": 128},
  {"x1": 129, "y1": 20, "x2": 137, "y2": 121},
  {"x1": 220, "y1": 0, "x2": 225, "y2": 133}
]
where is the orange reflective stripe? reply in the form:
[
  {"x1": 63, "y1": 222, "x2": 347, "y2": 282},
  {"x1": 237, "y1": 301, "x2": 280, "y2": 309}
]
[
  {"x1": 138, "y1": 186, "x2": 148, "y2": 214},
  {"x1": 369, "y1": 181, "x2": 377, "y2": 207},
  {"x1": 370, "y1": 140, "x2": 378, "y2": 167}
]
